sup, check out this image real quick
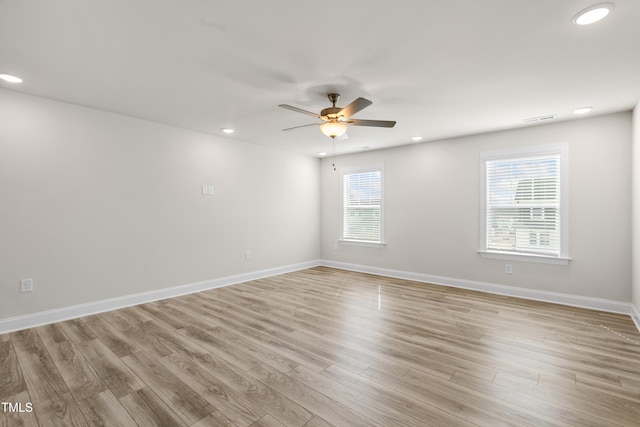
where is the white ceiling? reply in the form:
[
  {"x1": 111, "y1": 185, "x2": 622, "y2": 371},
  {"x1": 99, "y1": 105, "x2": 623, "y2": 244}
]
[{"x1": 1, "y1": 0, "x2": 639, "y2": 157}]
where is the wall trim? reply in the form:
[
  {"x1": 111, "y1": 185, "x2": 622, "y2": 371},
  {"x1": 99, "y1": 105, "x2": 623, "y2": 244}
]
[
  {"x1": 3, "y1": 259, "x2": 638, "y2": 336},
  {"x1": 0, "y1": 260, "x2": 321, "y2": 335},
  {"x1": 632, "y1": 304, "x2": 640, "y2": 333},
  {"x1": 321, "y1": 260, "x2": 634, "y2": 316}
]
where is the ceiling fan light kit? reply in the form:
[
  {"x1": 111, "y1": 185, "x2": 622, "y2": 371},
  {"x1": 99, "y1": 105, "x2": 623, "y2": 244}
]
[
  {"x1": 280, "y1": 93, "x2": 396, "y2": 140},
  {"x1": 320, "y1": 121, "x2": 348, "y2": 139}
]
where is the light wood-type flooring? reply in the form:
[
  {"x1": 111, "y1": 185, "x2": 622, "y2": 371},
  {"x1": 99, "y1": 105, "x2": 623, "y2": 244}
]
[{"x1": 1, "y1": 267, "x2": 640, "y2": 426}]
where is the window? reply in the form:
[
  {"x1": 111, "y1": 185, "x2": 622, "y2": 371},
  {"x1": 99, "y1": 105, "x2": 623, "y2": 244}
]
[
  {"x1": 341, "y1": 165, "x2": 384, "y2": 245},
  {"x1": 480, "y1": 144, "x2": 569, "y2": 264}
]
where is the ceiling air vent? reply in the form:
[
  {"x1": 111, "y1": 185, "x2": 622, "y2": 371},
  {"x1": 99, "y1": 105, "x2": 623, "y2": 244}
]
[{"x1": 523, "y1": 114, "x2": 556, "y2": 123}]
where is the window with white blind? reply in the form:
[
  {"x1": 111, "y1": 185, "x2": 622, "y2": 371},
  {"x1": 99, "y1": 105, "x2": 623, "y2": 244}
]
[
  {"x1": 480, "y1": 144, "x2": 570, "y2": 264},
  {"x1": 341, "y1": 165, "x2": 384, "y2": 245}
]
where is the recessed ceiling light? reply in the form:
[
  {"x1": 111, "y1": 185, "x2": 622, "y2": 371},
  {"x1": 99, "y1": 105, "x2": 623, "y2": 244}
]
[
  {"x1": 574, "y1": 106, "x2": 593, "y2": 115},
  {"x1": 523, "y1": 114, "x2": 556, "y2": 123},
  {"x1": 318, "y1": 152, "x2": 327, "y2": 157},
  {"x1": 572, "y1": 3, "x2": 615, "y2": 25},
  {"x1": 221, "y1": 128, "x2": 234, "y2": 134},
  {"x1": 0, "y1": 73, "x2": 23, "y2": 83},
  {"x1": 411, "y1": 136, "x2": 423, "y2": 142}
]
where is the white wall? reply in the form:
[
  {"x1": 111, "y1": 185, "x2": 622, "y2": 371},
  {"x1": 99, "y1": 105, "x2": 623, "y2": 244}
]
[
  {"x1": 1, "y1": 87, "x2": 634, "y2": 326},
  {"x1": 321, "y1": 112, "x2": 632, "y2": 302},
  {"x1": 632, "y1": 102, "x2": 640, "y2": 319},
  {"x1": 0, "y1": 88, "x2": 320, "y2": 321}
]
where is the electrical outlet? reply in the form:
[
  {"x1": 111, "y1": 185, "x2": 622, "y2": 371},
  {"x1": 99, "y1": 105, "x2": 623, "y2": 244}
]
[
  {"x1": 245, "y1": 251, "x2": 252, "y2": 261},
  {"x1": 505, "y1": 264, "x2": 513, "y2": 275},
  {"x1": 20, "y1": 278, "x2": 33, "y2": 292}
]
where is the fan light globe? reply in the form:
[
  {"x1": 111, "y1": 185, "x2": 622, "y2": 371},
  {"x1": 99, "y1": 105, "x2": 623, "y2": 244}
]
[{"x1": 320, "y1": 121, "x2": 348, "y2": 139}]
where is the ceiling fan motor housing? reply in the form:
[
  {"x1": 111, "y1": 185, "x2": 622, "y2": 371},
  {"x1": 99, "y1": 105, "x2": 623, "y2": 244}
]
[
  {"x1": 320, "y1": 107, "x2": 343, "y2": 119},
  {"x1": 322, "y1": 94, "x2": 343, "y2": 120}
]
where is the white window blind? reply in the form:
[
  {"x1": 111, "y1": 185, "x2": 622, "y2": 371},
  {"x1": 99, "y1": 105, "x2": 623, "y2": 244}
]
[
  {"x1": 481, "y1": 144, "x2": 568, "y2": 259},
  {"x1": 342, "y1": 166, "x2": 383, "y2": 243}
]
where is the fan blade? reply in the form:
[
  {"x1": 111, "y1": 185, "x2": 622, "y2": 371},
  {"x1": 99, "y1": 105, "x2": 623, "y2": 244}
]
[
  {"x1": 279, "y1": 104, "x2": 320, "y2": 118},
  {"x1": 339, "y1": 97, "x2": 372, "y2": 118},
  {"x1": 347, "y1": 119, "x2": 396, "y2": 128},
  {"x1": 282, "y1": 123, "x2": 320, "y2": 131}
]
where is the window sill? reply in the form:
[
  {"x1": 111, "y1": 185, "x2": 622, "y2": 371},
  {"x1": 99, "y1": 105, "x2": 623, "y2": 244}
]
[
  {"x1": 340, "y1": 240, "x2": 386, "y2": 248},
  {"x1": 478, "y1": 250, "x2": 571, "y2": 265}
]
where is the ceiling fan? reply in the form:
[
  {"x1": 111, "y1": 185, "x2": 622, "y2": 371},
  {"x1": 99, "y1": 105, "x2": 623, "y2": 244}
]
[{"x1": 279, "y1": 93, "x2": 396, "y2": 139}]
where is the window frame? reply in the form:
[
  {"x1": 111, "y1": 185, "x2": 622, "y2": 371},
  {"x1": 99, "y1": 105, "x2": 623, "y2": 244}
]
[
  {"x1": 340, "y1": 164, "x2": 385, "y2": 247},
  {"x1": 479, "y1": 144, "x2": 570, "y2": 265}
]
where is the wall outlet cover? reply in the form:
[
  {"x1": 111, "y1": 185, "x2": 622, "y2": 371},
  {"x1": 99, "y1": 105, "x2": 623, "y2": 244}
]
[{"x1": 20, "y1": 279, "x2": 33, "y2": 292}]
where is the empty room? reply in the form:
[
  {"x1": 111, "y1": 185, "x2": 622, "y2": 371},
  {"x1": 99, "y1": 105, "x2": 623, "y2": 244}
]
[{"x1": 1, "y1": 1, "x2": 640, "y2": 426}]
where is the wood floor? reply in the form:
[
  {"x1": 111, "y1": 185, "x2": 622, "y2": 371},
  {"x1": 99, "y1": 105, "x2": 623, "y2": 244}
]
[{"x1": 1, "y1": 267, "x2": 640, "y2": 426}]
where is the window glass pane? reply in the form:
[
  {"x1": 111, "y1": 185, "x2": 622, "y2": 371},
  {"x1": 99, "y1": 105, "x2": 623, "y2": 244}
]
[
  {"x1": 485, "y1": 154, "x2": 561, "y2": 256},
  {"x1": 342, "y1": 168, "x2": 382, "y2": 242}
]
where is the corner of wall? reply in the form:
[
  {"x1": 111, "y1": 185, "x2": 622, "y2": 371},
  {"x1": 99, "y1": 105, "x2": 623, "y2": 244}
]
[
  {"x1": 632, "y1": 304, "x2": 640, "y2": 333},
  {"x1": 632, "y1": 101, "x2": 640, "y2": 333}
]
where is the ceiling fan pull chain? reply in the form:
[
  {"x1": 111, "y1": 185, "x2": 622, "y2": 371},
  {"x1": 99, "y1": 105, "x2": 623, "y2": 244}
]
[{"x1": 332, "y1": 139, "x2": 337, "y2": 171}]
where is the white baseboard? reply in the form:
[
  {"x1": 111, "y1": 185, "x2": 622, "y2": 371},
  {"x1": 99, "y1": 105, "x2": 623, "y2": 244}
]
[
  {"x1": 0, "y1": 260, "x2": 321, "y2": 335},
  {"x1": 3, "y1": 259, "x2": 638, "y2": 336},
  {"x1": 321, "y1": 260, "x2": 634, "y2": 316},
  {"x1": 632, "y1": 304, "x2": 640, "y2": 333}
]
